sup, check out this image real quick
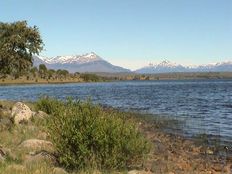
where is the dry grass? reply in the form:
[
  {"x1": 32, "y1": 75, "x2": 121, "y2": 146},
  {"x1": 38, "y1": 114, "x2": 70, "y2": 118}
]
[{"x1": 0, "y1": 76, "x2": 83, "y2": 85}]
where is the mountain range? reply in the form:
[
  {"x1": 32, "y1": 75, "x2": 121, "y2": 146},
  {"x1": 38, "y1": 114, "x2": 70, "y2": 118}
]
[
  {"x1": 33, "y1": 52, "x2": 130, "y2": 73},
  {"x1": 135, "y1": 60, "x2": 232, "y2": 74},
  {"x1": 33, "y1": 53, "x2": 232, "y2": 74}
]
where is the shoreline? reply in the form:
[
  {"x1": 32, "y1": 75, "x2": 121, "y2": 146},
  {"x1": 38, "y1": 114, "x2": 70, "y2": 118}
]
[
  {"x1": 1, "y1": 99, "x2": 232, "y2": 155},
  {"x1": 0, "y1": 79, "x2": 85, "y2": 85},
  {"x1": 1, "y1": 99, "x2": 232, "y2": 173},
  {"x1": 1, "y1": 77, "x2": 232, "y2": 86}
]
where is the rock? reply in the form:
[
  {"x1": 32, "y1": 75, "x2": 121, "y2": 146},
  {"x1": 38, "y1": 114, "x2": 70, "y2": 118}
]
[
  {"x1": 24, "y1": 151, "x2": 56, "y2": 164},
  {"x1": 206, "y1": 149, "x2": 214, "y2": 155},
  {"x1": 11, "y1": 102, "x2": 33, "y2": 124},
  {"x1": 52, "y1": 167, "x2": 68, "y2": 174},
  {"x1": 19, "y1": 139, "x2": 53, "y2": 152}
]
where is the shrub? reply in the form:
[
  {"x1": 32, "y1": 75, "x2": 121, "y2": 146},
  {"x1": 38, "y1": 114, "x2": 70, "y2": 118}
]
[
  {"x1": 36, "y1": 98, "x2": 150, "y2": 171},
  {"x1": 35, "y1": 97, "x2": 63, "y2": 114},
  {"x1": 80, "y1": 73, "x2": 102, "y2": 82}
]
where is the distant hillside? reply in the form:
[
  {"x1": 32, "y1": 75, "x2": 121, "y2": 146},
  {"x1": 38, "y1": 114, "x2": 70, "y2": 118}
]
[{"x1": 33, "y1": 52, "x2": 131, "y2": 73}]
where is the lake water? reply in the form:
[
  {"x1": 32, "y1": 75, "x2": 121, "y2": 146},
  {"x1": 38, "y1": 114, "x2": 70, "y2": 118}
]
[{"x1": 0, "y1": 79, "x2": 232, "y2": 145}]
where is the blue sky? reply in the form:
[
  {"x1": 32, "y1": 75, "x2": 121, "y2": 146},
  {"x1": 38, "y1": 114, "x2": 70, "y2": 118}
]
[{"x1": 1, "y1": 0, "x2": 232, "y2": 70}]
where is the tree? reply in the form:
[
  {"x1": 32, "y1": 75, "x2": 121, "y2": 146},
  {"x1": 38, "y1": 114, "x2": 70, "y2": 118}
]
[
  {"x1": 80, "y1": 73, "x2": 101, "y2": 82},
  {"x1": 47, "y1": 69, "x2": 56, "y2": 79},
  {"x1": 39, "y1": 64, "x2": 47, "y2": 79},
  {"x1": 0, "y1": 21, "x2": 43, "y2": 77},
  {"x1": 30, "y1": 66, "x2": 38, "y2": 78},
  {"x1": 56, "y1": 69, "x2": 69, "y2": 79}
]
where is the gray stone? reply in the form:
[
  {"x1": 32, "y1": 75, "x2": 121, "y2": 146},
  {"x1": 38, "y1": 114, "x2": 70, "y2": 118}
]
[{"x1": 11, "y1": 102, "x2": 33, "y2": 124}]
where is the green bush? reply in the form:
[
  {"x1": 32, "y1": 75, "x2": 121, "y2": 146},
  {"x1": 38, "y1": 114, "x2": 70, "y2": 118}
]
[
  {"x1": 36, "y1": 97, "x2": 63, "y2": 114},
  {"x1": 36, "y1": 98, "x2": 150, "y2": 171},
  {"x1": 80, "y1": 73, "x2": 102, "y2": 82}
]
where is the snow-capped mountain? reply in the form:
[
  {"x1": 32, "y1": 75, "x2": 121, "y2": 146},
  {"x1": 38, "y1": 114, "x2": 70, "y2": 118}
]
[
  {"x1": 34, "y1": 53, "x2": 232, "y2": 74},
  {"x1": 33, "y1": 52, "x2": 130, "y2": 73},
  {"x1": 43, "y1": 52, "x2": 102, "y2": 64},
  {"x1": 135, "y1": 60, "x2": 232, "y2": 74},
  {"x1": 135, "y1": 60, "x2": 186, "y2": 73}
]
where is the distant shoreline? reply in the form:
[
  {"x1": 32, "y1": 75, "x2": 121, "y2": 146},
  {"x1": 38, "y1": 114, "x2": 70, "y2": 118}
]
[
  {"x1": 0, "y1": 78, "x2": 231, "y2": 86},
  {"x1": 0, "y1": 79, "x2": 83, "y2": 85},
  {"x1": 1, "y1": 71, "x2": 232, "y2": 85}
]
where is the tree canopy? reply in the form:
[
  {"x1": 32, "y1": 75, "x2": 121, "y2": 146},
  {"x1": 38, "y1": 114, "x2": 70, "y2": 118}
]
[{"x1": 0, "y1": 21, "x2": 43, "y2": 77}]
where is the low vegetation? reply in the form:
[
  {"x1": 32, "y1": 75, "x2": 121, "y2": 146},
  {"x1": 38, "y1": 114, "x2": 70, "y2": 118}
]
[
  {"x1": 0, "y1": 64, "x2": 112, "y2": 84},
  {"x1": 1, "y1": 99, "x2": 232, "y2": 173},
  {"x1": 36, "y1": 97, "x2": 151, "y2": 171},
  {"x1": 96, "y1": 71, "x2": 232, "y2": 81}
]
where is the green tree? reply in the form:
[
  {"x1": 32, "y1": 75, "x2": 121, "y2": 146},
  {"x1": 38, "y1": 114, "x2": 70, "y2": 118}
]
[
  {"x1": 47, "y1": 69, "x2": 56, "y2": 79},
  {"x1": 39, "y1": 64, "x2": 47, "y2": 79},
  {"x1": 56, "y1": 69, "x2": 69, "y2": 79},
  {"x1": 80, "y1": 73, "x2": 101, "y2": 82},
  {"x1": 0, "y1": 21, "x2": 43, "y2": 77},
  {"x1": 30, "y1": 66, "x2": 38, "y2": 78}
]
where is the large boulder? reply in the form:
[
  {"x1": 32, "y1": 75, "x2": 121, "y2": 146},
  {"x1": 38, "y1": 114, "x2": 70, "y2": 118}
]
[{"x1": 11, "y1": 102, "x2": 33, "y2": 124}]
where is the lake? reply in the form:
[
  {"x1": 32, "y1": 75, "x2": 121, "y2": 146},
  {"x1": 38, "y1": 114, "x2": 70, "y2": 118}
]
[{"x1": 0, "y1": 79, "x2": 232, "y2": 145}]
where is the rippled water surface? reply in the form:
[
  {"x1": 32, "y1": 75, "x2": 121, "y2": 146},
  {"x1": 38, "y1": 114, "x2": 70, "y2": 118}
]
[{"x1": 0, "y1": 79, "x2": 232, "y2": 143}]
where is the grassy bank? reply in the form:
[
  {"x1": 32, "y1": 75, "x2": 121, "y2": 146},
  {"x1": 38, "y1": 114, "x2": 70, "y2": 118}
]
[
  {"x1": 96, "y1": 72, "x2": 232, "y2": 81},
  {"x1": 1, "y1": 72, "x2": 232, "y2": 85},
  {"x1": 0, "y1": 99, "x2": 232, "y2": 173},
  {"x1": 0, "y1": 73, "x2": 112, "y2": 85},
  {"x1": 0, "y1": 78, "x2": 82, "y2": 85}
]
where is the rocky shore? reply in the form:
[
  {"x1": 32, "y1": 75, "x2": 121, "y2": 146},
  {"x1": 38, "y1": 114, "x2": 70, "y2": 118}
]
[{"x1": 0, "y1": 100, "x2": 231, "y2": 174}]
